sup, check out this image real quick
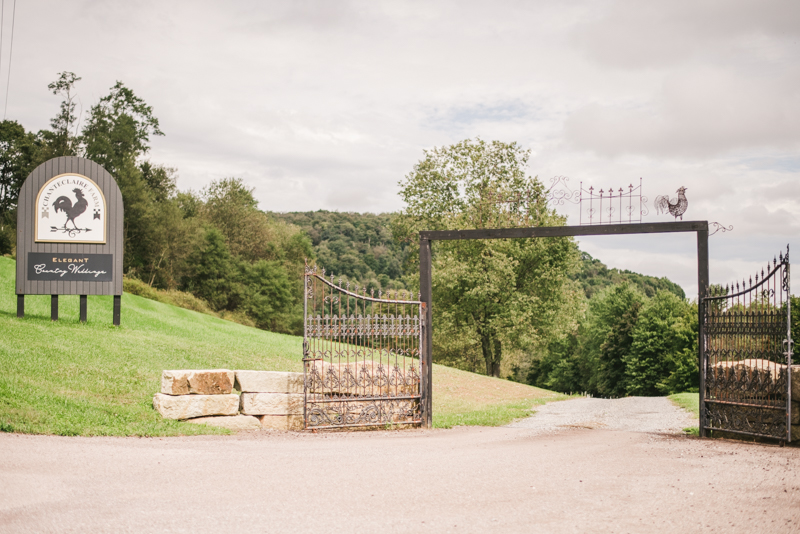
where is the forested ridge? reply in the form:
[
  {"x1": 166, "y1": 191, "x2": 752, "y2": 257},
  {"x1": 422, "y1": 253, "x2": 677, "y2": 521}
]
[
  {"x1": 1, "y1": 74, "x2": 703, "y2": 395},
  {"x1": 272, "y1": 210, "x2": 686, "y2": 300},
  {"x1": 271, "y1": 211, "x2": 409, "y2": 292}
]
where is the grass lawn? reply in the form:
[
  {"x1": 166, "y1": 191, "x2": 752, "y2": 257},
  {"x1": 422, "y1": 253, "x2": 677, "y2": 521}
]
[
  {"x1": 668, "y1": 392, "x2": 700, "y2": 436},
  {"x1": 0, "y1": 256, "x2": 561, "y2": 436}
]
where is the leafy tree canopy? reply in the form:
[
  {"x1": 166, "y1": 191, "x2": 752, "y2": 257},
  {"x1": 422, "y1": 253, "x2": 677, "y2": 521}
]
[
  {"x1": 0, "y1": 120, "x2": 39, "y2": 219},
  {"x1": 394, "y1": 138, "x2": 584, "y2": 376},
  {"x1": 82, "y1": 81, "x2": 163, "y2": 177},
  {"x1": 43, "y1": 71, "x2": 82, "y2": 158}
]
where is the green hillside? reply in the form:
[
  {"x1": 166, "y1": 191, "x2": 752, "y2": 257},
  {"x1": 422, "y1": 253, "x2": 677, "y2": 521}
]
[
  {"x1": 0, "y1": 256, "x2": 561, "y2": 435},
  {"x1": 0, "y1": 256, "x2": 303, "y2": 436}
]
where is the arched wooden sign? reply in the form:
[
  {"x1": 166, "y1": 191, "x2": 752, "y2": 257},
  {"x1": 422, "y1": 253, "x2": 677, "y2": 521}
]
[{"x1": 16, "y1": 156, "x2": 124, "y2": 324}]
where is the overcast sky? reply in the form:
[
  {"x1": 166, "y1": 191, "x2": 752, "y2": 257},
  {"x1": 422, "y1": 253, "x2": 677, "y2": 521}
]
[{"x1": 2, "y1": 0, "x2": 798, "y2": 296}]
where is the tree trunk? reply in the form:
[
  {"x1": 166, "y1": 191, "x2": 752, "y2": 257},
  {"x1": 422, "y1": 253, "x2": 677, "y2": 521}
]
[
  {"x1": 481, "y1": 333, "x2": 502, "y2": 377},
  {"x1": 481, "y1": 334, "x2": 493, "y2": 376},
  {"x1": 491, "y1": 338, "x2": 502, "y2": 377}
]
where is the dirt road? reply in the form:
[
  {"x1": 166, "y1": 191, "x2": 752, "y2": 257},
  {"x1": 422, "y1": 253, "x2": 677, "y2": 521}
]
[
  {"x1": 508, "y1": 396, "x2": 698, "y2": 434},
  {"x1": 1, "y1": 403, "x2": 799, "y2": 533}
]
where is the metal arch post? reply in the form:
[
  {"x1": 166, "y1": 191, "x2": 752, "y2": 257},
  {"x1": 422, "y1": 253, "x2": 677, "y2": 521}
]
[
  {"x1": 697, "y1": 228, "x2": 709, "y2": 438},
  {"x1": 785, "y1": 248, "x2": 792, "y2": 443},
  {"x1": 419, "y1": 236, "x2": 433, "y2": 429}
]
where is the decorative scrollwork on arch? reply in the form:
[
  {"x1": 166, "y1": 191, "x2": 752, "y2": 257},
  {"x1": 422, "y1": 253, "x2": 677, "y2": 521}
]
[{"x1": 709, "y1": 222, "x2": 733, "y2": 236}]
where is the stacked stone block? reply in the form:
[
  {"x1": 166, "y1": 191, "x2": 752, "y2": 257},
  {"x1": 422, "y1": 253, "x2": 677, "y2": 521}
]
[
  {"x1": 153, "y1": 370, "x2": 304, "y2": 431},
  {"x1": 236, "y1": 371, "x2": 304, "y2": 431}
]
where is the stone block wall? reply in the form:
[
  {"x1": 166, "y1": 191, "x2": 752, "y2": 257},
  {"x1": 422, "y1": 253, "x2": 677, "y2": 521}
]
[{"x1": 153, "y1": 370, "x2": 304, "y2": 431}]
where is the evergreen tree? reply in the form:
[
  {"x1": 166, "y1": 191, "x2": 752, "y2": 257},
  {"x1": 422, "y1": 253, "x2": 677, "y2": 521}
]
[
  {"x1": 184, "y1": 226, "x2": 234, "y2": 310},
  {"x1": 593, "y1": 284, "x2": 646, "y2": 397},
  {"x1": 624, "y1": 291, "x2": 695, "y2": 396}
]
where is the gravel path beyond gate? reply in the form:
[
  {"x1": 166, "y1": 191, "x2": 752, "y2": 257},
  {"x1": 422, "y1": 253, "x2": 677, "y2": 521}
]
[{"x1": 508, "y1": 396, "x2": 698, "y2": 434}]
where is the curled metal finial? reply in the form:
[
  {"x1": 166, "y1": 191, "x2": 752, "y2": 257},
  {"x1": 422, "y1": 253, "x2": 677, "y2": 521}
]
[
  {"x1": 545, "y1": 176, "x2": 580, "y2": 206},
  {"x1": 709, "y1": 222, "x2": 733, "y2": 236}
]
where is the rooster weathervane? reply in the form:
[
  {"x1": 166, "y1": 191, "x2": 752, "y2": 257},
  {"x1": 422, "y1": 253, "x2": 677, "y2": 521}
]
[{"x1": 654, "y1": 186, "x2": 688, "y2": 220}]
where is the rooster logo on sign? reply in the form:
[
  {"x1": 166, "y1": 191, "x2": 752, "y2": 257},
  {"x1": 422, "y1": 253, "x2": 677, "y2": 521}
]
[
  {"x1": 51, "y1": 188, "x2": 90, "y2": 236},
  {"x1": 654, "y1": 187, "x2": 688, "y2": 220}
]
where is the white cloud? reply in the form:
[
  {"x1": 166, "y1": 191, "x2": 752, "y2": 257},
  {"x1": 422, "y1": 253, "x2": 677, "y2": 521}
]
[
  {"x1": 565, "y1": 66, "x2": 800, "y2": 158},
  {"x1": 573, "y1": 0, "x2": 800, "y2": 69}
]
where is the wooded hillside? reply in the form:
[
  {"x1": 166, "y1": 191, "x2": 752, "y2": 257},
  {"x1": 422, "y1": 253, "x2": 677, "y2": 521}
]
[
  {"x1": 271, "y1": 211, "x2": 409, "y2": 292},
  {"x1": 272, "y1": 211, "x2": 686, "y2": 299}
]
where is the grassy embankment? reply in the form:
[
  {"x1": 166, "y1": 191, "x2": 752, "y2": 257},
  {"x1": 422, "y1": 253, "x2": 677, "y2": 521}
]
[
  {"x1": 668, "y1": 392, "x2": 700, "y2": 435},
  {"x1": 0, "y1": 256, "x2": 563, "y2": 436}
]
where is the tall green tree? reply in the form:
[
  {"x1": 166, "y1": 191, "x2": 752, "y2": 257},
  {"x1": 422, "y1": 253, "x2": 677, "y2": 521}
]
[
  {"x1": 82, "y1": 81, "x2": 163, "y2": 175},
  {"x1": 0, "y1": 120, "x2": 43, "y2": 254},
  {"x1": 592, "y1": 284, "x2": 645, "y2": 397},
  {"x1": 47, "y1": 71, "x2": 81, "y2": 159},
  {"x1": 39, "y1": 72, "x2": 82, "y2": 159},
  {"x1": 0, "y1": 121, "x2": 39, "y2": 219},
  {"x1": 394, "y1": 138, "x2": 583, "y2": 377},
  {"x1": 624, "y1": 290, "x2": 696, "y2": 395},
  {"x1": 81, "y1": 81, "x2": 169, "y2": 275},
  {"x1": 183, "y1": 226, "x2": 235, "y2": 310},
  {"x1": 201, "y1": 177, "x2": 273, "y2": 262}
]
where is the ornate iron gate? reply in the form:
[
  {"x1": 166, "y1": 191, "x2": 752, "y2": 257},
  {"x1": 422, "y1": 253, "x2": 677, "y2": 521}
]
[
  {"x1": 703, "y1": 247, "x2": 793, "y2": 441},
  {"x1": 303, "y1": 264, "x2": 424, "y2": 429}
]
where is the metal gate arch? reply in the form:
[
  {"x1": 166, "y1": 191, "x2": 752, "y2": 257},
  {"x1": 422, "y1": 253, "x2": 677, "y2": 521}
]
[
  {"x1": 302, "y1": 264, "x2": 425, "y2": 430},
  {"x1": 702, "y1": 247, "x2": 793, "y2": 441}
]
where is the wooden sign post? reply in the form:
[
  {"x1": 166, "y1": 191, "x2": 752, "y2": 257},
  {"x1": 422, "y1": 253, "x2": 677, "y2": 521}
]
[{"x1": 15, "y1": 157, "x2": 124, "y2": 325}]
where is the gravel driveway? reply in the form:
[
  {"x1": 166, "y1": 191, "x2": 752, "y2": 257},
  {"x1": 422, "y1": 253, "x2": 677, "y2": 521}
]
[
  {"x1": 2, "y1": 397, "x2": 798, "y2": 534},
  {"x1": 508, "y1": 396, "x2": 697, "y2": 434}
]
